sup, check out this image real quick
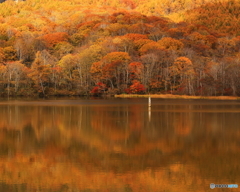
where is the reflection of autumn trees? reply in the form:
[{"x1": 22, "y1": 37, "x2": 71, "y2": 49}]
[
  {"x1": 0, "y1": 102, "x2": 240, "y2": 191},
  {"x1": 0, "y1": 153, "x2": 210, "y2": 192},
  {"x1": 1, "y1": 102, "x2": 240, "y2": 155},
  {"x1": 172, "y1": 111, "x2": 193, "y2": 136}
]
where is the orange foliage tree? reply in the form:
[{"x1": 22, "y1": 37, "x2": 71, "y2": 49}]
[
  {"x1": 169, "y1": 56, "x2": 195, "y2": 95},
  {"x1": 41, "y1": 32, "x2": 69, "y2": 48}
]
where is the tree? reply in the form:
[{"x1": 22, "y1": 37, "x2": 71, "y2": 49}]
[
  {"x1": 217, "y1": 37, "x2": 236, "y2": 56},
  {"x1": 41, "y1": 32, "x2": 69, "y2": 48},
  {"x1": 0, "y1": 63, "x2": 6, "y2": 93},
  {"x1": 129, "y1": 80, "x2": 145, "y2": 94},
  {"x1": 90, "y1": 82, "x2": 107, "y2": 96},
  {"x1": 139, "y1": 41, "x2": 163, "y2": 55},
  {"x1": 128, "y1": 62, "x2": 143, "y2": 81},
  {"x1": 28, "y1": 52, "x2": 51, "y2": 96},
  {"x1": 113, "y1": 34, "x2": 148, "y2": 54},
  {"x1": 58, "y1": 54, "x2": 77, "y2": 91},
  {"x1": 3, "y1": 46, "x2": 17, "y2": 61},
  {"x1": 158, "y1": 37, "x2": 184, "y2": 51},
  {"x1": 54, "y1": 42, "x2": 74, "y2": 58},
  {"x1": 133, "y1": 38, "x2": 153, "y2": 51},
  {"x1": 169, "y1": 56, "x2": 195, "y2": 95},
  {"x1": 0, "y1": 47, "x2": 5, "y2": 64},
  {"x1": 5, "y1": 61, "x2": 27, "y2": 95},
  {"x1": 90, "y1": 52, "x2": 131, "y2": 92},
  {"x1": 76, "y1": 43, "x2": 107, "y2": 94}
]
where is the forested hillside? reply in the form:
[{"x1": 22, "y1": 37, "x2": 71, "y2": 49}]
[{"x1": 0, "y1": 0, "x2": 240, "y2": 96}]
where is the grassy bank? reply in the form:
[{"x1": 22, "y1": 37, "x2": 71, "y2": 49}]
[{"x1": 114, "y1": 94, "x2": 240, "y2": 100}]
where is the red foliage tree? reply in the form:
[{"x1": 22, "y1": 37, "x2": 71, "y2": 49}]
[
  {"x1": 129, "y1": 80, "x2": 145, "y2": 94},
  {"x1": 128, "y1": 62, "x2": 143, "y2": 80},
  {"x1": 41, "y1": 32, "x2": 69, "y2": 48},
  {"x1": 91, "y1": 82, "x2": 107, "y2": 95}
]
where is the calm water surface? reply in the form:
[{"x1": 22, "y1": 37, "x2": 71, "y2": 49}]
[{"x1": 0, "y1": 98, "x2": 239, "y2": 192}]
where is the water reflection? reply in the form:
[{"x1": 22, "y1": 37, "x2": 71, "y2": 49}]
[{"x1": 0, "y1": 98, "x2": 239, "y2": 192}]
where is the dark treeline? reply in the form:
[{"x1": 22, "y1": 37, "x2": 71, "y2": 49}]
[{"x1": 0, "y1": 0, "x2": 240, "y2": 96}]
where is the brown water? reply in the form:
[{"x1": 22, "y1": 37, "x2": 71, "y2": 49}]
[{"x1": 0, "y1": 98, "x2": 239, "y2": 192}]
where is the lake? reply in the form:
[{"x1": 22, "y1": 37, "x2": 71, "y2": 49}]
[{"x1": 0, "y1": 98, "x2": 239, "y2": 192}]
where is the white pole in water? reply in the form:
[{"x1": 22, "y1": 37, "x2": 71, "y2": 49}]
[{"x1": 148, "y1": 96, "x2": 151, "y2": 122}]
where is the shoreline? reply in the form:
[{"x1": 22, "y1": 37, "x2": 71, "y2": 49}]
[
  {"x1": 1, "y1": 94, "x2": 240, "y2": 101},
  {"x1": 114, "y1": 94, "x2": 240, "y2": 100}
]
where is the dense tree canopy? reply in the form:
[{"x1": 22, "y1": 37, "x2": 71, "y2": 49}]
[{"x1": 0, "y1": 0, "x2": 240, "y2": 96}]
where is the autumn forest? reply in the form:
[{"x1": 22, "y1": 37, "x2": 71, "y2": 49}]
[{"x1": 0, "y1": 0, "x2": 240, "y2": 97}]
